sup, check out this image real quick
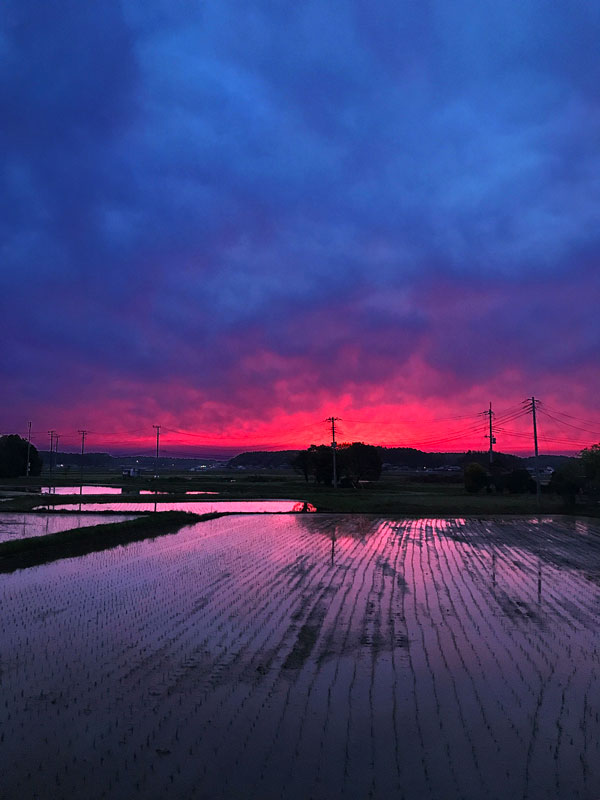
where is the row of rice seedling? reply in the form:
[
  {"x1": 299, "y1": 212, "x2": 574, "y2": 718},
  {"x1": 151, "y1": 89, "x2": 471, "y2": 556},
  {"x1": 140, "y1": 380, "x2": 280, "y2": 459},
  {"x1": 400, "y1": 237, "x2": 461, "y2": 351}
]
[
  {"x1": 435, "y1": 518, "x2": 600, "y2": 798},
  {"x1": 0, "y1": 512, "x2": 139, "y2": 544},
  {"x1": 2, "y1": 515, "x2": 600, "y2": 798},
  {"x1": 41, "y1": 500, "x2": 313, "y2": 513}
]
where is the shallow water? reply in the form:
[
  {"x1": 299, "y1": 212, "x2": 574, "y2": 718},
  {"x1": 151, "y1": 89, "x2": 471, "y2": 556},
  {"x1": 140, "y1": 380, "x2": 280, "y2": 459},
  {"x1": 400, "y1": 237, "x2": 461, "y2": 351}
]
[
  {"x1": 0, "y1": 512, "x2": 139, "y2": 543},
  {"x1": 2, "y1": 516, "x2": 600, "y2": 799},
  {"x1": 36, "y1": 499, "x2": 316, "y2": 513},
  {"x1": 138, "y1": 490, "x2": 218, "y2": 495},
  {"x1": 41, "y1": 485, "x2": 123, "y2": 494},
  {"x1": 41, "y1": 486, "x2": 218, "y2": 496}
]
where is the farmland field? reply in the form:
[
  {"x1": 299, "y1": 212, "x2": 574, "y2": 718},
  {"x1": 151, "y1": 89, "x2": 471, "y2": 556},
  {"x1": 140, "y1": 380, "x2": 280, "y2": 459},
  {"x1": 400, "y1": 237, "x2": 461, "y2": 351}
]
[
  {"x1": 37, "y1": 500, "x2": 315, "y2": 513},
  {"x1": 1, "y1": 515, "x2": 600, "y2": 799},
  {"x1": 39, "y1": 486, "x2": 219, "y2": 496},
  {"x1": 0, "y1": 512, "x2": 139, "y2": 544},
  {"x1": 41, "y1": 486, "x2": 125, "y2": 495}
]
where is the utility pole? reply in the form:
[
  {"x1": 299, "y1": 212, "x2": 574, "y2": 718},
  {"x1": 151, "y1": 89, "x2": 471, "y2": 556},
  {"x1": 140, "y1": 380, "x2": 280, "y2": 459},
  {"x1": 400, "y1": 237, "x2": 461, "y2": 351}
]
[
  {"x1": 78, "y1": 430, "x2": 88, "y2": 494},
  {"x1": 48, "y1": 430, "x2": 56, "y2": 474},
  {"x1": 485, "y1": 402, "x2": 495, "y2": 466},
  {"x1": 153, "y1": 425, "x2": 161, "y2": 477},
  {"x1": 528, "y1": 397, "x2": 541, "y2": 509},
  {"x1": 25, "y1": 421, "x2": 32, "y2": 477},
  {"x1": 327, "y1": 417, "x2": 340, "y2": 489}
]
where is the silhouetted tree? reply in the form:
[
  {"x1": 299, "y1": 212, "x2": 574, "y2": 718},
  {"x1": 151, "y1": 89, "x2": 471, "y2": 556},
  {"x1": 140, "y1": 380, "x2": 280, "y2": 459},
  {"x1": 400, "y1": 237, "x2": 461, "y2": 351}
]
[
  {"x1": 550, "y1": 460, "x2": 584, "y2": 509},
  {"x1": 294, "y1": 442, "x2": 383, "y2": 486},
  {"x1": 459, "y1": 450, "x2": 521, "y2": 471},
  {"x1": 292, "y1": 450, "x2": 312, "y2": 483},
  {"x1": 464, "y1": 462, "x2": 488, "y2": 493},
  {"x1": 308, "y1": 445, "x2": 334, "y2": 485},
  {"x1": 338, "y1": 442, "x2": 382, "y2": 484},
  {"x1": 0, "y1": 434, "x2": 42, "y2": 478},
  {"x1": 504, "y1": 469, "x2": 536, "y2": 494},
  {"x1": 581, "y1": 444, "x2": 600, "y2": 488}
]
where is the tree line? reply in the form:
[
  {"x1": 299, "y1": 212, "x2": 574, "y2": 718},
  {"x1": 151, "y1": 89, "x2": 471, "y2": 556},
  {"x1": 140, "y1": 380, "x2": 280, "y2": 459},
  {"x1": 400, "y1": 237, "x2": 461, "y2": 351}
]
[
  {"x1": 292, "y1": 443, "x2": 382, "y2": 487},
  {"x1": 0, "y1": 435, "x2": 42, "y2": 478},
  {"x1": 463, "y1": 443, "x2": 600, "y2": 508}
]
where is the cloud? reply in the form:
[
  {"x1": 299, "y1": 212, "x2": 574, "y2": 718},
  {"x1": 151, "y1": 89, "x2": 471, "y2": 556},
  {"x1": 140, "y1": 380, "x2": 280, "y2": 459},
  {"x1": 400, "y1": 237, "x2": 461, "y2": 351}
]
[{"x1": 2, "y1": 0, "x2": 600, "y2": 447}]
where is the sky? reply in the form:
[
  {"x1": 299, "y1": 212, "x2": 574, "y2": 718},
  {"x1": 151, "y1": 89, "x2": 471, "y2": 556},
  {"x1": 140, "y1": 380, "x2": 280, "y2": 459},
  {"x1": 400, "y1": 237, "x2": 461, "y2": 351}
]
[{"x1": 2, "y1": 0, "x2": 600, "y2": 457}]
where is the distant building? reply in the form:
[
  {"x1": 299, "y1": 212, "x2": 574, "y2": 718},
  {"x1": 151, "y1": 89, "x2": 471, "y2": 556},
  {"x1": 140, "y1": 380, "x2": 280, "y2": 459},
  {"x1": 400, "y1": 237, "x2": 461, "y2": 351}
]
[{"x1": 526, "y1": 466, "x2": 554, "y2": 485}]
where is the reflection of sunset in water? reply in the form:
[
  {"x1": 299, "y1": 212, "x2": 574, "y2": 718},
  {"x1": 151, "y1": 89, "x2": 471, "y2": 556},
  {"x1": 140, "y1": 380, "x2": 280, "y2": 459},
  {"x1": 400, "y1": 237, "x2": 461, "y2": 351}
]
[
  {"x1": 37, "y1": 500, "x2": 316, "y2": 513},
  {"x1": 3, "y1": 515, "x2": 600, "y2": 798}
]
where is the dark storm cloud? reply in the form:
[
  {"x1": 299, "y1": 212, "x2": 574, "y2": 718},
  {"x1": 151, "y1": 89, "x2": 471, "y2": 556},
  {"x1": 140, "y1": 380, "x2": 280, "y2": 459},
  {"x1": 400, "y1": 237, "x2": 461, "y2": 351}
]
[{"x1": 2, "y1": 0, "x2": 600, "y2": 429}]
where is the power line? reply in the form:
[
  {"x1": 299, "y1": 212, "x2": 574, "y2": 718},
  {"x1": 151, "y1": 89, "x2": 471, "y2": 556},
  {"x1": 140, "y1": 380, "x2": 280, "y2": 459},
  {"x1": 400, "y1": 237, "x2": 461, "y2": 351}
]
[
  {"x1": 78, "y1": 429, "x2": 88, "y2": 493},
  {"x1": 537, "y1": 404, "x2": 600, "y2": 427},
  {"x1": 153, "y1": 425, "x2": 161, "y2": 476},
  {"x1": 47, "y1": 430, "x2": 56, "y2": 473},
  {"x1": 538, "y1": 408, "x2": 600, "y2": 436},
  {"x1": 25, "y1": 421, "x2": 32, "y2": 478},
  {"x1": 326, "y1": 416, "x2": 341, "y2": 489},
  {"x1": 484, "y1": 402, "x2": 495, "y2": 466},
  {"x1": 528, "y1": 397, "x2": 541, "y2": 508}
]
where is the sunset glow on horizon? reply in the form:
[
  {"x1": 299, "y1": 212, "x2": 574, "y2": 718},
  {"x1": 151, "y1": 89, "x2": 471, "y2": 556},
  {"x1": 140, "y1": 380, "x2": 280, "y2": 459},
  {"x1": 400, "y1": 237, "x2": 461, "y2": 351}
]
[
  {"x1": 7, "y1": 389, "x2": 600, "y2": 459},
  {"x1": 2, "y1": 2, "x2": 600, "y2": 458}
]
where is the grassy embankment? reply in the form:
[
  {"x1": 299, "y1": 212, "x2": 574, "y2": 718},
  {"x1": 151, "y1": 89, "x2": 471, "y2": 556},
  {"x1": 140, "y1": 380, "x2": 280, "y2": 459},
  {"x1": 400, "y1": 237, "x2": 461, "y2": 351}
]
[
  {"x1": 0, "y1": 511, "x2": 223, "y2": 573},
  {"x1": 1, "y1": 471, "x2": 596, "y2": 516}
]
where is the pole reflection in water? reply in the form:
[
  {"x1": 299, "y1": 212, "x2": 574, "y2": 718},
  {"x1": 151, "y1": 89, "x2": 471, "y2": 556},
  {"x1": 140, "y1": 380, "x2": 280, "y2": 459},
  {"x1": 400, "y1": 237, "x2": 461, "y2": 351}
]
[{"x1": 3, "y1": 515, "x2": 600, "y2": 799}]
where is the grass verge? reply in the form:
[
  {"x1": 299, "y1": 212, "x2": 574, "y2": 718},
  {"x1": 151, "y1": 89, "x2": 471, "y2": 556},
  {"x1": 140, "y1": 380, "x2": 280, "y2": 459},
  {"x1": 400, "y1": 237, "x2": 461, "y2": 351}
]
[{"x1": 0, "y1": 511, "x2": 224, "y2": 573}]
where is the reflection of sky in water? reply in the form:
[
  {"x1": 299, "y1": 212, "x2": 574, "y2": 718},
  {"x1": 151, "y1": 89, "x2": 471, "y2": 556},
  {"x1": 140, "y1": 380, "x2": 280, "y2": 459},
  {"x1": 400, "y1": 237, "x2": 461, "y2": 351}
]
[
  {"x1": 138, "y1": 490, "x2": 218, "y2": 495},
  {"x1": 3, "y1": 516, "x2": 600, "y2": 799},
  {"x1": 42, "y1": 486, "x2": 123, "y2": 494},
  {"x1": 35, "y1": 500, "x2": 316, "y2": 513},
  {"x1": 41, "y1": 486, "x2": 219, "y2": 496},
  {"x1": 0, "y1": 513, "x2": 139, "y2": 543}
]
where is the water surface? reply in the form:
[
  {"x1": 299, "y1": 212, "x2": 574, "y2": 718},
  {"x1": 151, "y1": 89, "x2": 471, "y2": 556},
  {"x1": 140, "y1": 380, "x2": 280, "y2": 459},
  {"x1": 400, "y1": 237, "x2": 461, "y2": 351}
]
[
  {"x1": 0, "y1": 512, "x2": 139, "y2": 543},
  {"x1": 36, "y1": 500, "x2": 316, "y2": 513},
  {"x1": 41, "y1": 486, "x2": 218, "y2": 496},
  {"x1": 2, "y1": 516, "x2": 599, "y2": 799}
]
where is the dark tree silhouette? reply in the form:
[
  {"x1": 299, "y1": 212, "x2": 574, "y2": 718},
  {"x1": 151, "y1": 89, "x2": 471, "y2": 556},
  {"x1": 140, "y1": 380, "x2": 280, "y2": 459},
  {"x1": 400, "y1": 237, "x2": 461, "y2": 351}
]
[
  {"x1": 292, "y1": 450, "x2": 312, "y2": 483},
  {"x1": 503, "y1": 469, "x2": 536, "y2": 494},
  {"x1": 337, "y1": 442, "x2": 382, "y2": 484},
  {"x1": 550, "y1": 461, "x2": 584, "y2": 509},
  {"x1": 293, "y1": 442, "x2": 382, "y2": 486},
  {"x1": 463, "y1": 462, "x2": 488, "y2": 493},
  {"x1": 0, "y1": 435, "x2": 42, "y2": 478},
  {"x1": 308, "y1": 444, "x2": 334, "y2": 485},
  {"x1": 581, "y1": 444, "x2": 600, "y2": 487}
]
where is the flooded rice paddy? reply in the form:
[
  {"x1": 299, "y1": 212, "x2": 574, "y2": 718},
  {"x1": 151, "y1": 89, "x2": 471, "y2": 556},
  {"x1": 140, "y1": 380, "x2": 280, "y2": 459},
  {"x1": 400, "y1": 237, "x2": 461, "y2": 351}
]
[
  {"x1": 41, "y1": 486, "x2": 218, "y2": 496},
  {"x1": 41, "y1": 486, "x2": 124, "y2": 495},
  {"x1": 2, "y1": 515, "x2": 600, "y2": 799},
  {"x1": 0, "y1": 512, "x2": 139, "y2": 544},
  {"x1": 36, "y1": 500, "x2": 316, "y2": 513}
]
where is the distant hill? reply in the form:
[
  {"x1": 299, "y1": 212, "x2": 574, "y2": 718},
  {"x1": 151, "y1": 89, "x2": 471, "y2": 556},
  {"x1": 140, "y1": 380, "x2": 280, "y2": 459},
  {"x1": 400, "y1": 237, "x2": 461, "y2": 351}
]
[
  {"x1": 226, "y1": 447, "x2": 580, "y2": 472},
  {"x1": 521, "y1": 454, "x2": 576, "y2": 470},
  {"x1": 227, "y1": 450, "x2": 299, "y2": 469},
  {"x1": 38, "y1": 451, "x2": 221, "y2": 470},
  {"x1": 37, "y1": 448, "x2": 580, "y2": 473}
]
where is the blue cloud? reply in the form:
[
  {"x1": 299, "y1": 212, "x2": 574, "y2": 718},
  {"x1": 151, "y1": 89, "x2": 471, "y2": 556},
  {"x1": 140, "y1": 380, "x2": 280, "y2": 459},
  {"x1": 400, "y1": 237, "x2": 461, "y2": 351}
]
[{"x1": 2, "y1": 0, "x2": 600, "y2": 428}]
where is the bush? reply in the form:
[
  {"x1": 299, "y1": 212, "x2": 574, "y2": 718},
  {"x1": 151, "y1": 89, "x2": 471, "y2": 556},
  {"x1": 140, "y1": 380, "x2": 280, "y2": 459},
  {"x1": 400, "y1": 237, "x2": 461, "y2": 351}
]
[
  {"x1": 0, "y1": 434, "x2": 42, "y2": 478},
  {"x1": 464, "y1": 462, "x2": 488, "y2": 494},
  {"x1": 550, "y1": 461, "x2": 584, "y2": 510},
  {"x1": 504, "y1": 469, "x2": 536, "y2": 494}
]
